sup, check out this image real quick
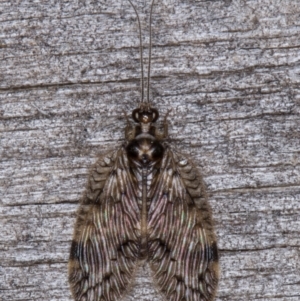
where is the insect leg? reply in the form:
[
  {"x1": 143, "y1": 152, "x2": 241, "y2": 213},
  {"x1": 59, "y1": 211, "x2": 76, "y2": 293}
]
[
  {"x1": 155, "y1": 109, "x2": 171, "y2": 139},
  {"x1": 123, "y1": 110, "x2": 136, "y2": 141}
]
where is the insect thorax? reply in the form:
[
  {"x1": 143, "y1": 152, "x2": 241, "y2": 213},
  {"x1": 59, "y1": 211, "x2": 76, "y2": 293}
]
[{"x1": 126, "y1": 105, "x2": 165, "y2": 166}]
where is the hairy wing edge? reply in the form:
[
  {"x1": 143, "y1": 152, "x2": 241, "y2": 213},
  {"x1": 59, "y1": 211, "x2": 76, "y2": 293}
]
[
  {"x1": 68, "y1": 148, "x2": 140, "y2": 301},
  {"x1": 148, "y1": 148, "x2": 219, "y2": 301}
]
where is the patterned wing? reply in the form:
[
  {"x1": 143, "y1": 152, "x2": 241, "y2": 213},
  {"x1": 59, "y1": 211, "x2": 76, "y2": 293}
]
[
  {"x1": 68, "y1": 148, "x2": 140, "y2": 301},
  {"x1": 148, "y1": 148, "x2": 219, "y2": 301}
]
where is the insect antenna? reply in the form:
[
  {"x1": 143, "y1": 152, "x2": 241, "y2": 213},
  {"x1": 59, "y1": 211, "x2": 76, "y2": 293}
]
[
  {"x1": 147, "y1": 0, "x2": 155, "y2": 104},
  {"x1": 127, "y1": 0, "x2": 145, "y2": 104}
]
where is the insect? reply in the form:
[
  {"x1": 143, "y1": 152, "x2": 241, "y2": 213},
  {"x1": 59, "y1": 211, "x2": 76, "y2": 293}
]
[{"x1": 68, "y1": 1, "x2": 219, "y2": 300}]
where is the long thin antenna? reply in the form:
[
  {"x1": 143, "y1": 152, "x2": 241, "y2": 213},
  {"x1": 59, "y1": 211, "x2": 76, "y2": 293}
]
[
  {"x1": 127, "y1": 0, "x2": 144, "y2": 103},
  {"x1": 147, "y1": 0, "x2": 155, "y2": 103}
]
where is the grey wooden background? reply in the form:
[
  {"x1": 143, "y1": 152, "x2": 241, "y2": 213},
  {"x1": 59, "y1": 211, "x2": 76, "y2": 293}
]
[{"x1": 1, "y1": 0, "x2": 300, "y2": 300}]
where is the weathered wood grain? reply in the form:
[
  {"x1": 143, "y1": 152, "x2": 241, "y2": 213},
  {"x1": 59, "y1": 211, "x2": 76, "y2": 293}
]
[{"x1": 1, "y1": 0, "x2": 300, "y2": 300}]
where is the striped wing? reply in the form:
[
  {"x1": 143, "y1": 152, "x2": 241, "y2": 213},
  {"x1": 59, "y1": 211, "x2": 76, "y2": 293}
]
[
  {"x1": 148, "y1": 148, "x2": 219, "y2": 301},
  {"x1": 68, "y1": 148, "x2": 140, "y2": 301}
]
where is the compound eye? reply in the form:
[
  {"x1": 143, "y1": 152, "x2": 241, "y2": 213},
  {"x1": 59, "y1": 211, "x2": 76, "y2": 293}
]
[
  {"x1": 152, "y1": 109, "x2": 159, "y2": 122},
  {"x1": 132, "y1": 108, "x2": 140, "y2": 123}
]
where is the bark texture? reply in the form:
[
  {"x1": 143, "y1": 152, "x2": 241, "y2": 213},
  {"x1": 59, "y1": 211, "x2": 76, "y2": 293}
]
[{"x1": 1, "y1": 0, "x2": 300, "y2": 300}]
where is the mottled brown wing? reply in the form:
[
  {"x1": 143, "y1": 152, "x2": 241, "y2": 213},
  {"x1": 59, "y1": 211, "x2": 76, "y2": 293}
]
[
  {"x1": 148, "y1": 148, "x2": 219, "y2": 301},
  {"x1": 68, "y1": 148, "x2": 140, "y2": 301}
]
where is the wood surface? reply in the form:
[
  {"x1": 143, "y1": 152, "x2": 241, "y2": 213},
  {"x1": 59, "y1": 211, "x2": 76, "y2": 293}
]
[{"x1": 1, "y1": 0, "x2": 300, "y2": 300}]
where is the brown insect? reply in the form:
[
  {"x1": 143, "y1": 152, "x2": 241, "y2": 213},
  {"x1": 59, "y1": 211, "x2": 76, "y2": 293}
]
[{"x1": 68, "y1": 1, "x2": 219, "y2": 300}]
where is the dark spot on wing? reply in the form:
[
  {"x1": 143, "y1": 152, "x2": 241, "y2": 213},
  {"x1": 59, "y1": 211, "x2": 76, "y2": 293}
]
[
  {"x1": 69, "y1": 240, "x2": 80, "y2": 260},
  {"x1": 208, "y1": 241, "x2": 218, "y2": 262}
]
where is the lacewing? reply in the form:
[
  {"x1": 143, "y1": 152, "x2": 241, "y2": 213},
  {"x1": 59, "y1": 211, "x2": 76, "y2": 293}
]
[{"x1": 68, "y1": 1, "x2": 219, "y2": 300}]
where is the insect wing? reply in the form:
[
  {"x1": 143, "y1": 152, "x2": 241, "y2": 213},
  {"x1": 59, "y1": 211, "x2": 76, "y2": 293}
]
[
  {"x1": 148, "y1": 148, "x2": 219, "y2": 301},
  {"x1": 68, "y1": 148, "x2": 140, "y2": 301}
]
